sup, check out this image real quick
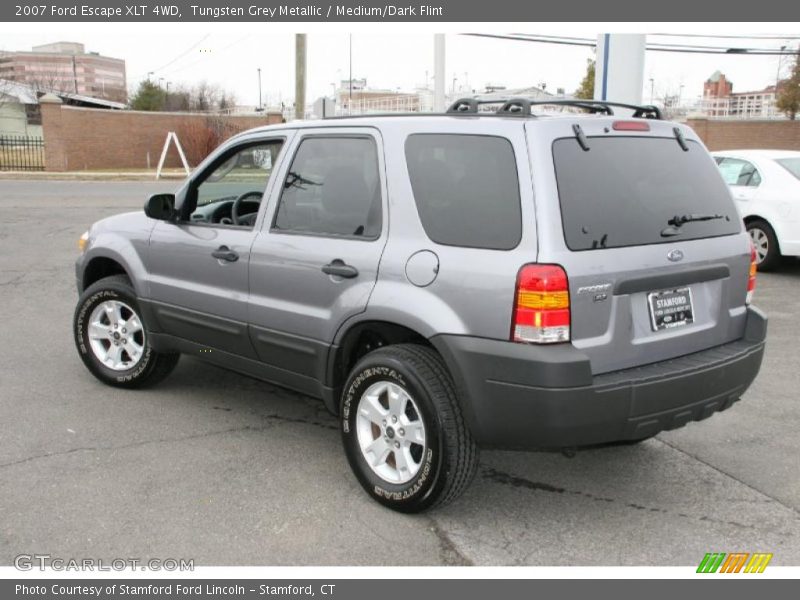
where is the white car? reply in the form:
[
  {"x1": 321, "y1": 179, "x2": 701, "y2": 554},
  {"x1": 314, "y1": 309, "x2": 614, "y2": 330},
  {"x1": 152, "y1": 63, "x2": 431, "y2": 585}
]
[{"x1": 712, "y1": 150, "x2": 800, "y2": 270}]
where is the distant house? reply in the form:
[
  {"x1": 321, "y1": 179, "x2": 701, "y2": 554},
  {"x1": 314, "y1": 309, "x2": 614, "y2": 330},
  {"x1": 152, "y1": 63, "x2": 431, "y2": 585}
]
[
  {"x1": 0, "y1": 78, "x2": 125, "y2": 136},
  {"x1": 0, "y1": 79, "x2": 42, "y2": 136}
]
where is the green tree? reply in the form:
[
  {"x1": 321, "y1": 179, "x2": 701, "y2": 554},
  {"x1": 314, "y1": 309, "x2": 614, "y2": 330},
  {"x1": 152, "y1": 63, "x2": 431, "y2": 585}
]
[
  {"x1": 575, "y1": 59, "x2": 595, "y2": 100},
  {"x1": 776, "y1": 53, "x2": 800, "y2": 120},
  {"x1": 130, "y1": 80, "x2": 166, "y2": 111}
]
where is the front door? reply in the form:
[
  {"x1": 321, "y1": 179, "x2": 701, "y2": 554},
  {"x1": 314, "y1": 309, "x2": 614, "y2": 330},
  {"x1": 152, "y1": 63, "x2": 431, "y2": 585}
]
[
  {"x1": 248, "y1": 129, "x2": 387, "y2": 380},
  {"x1": 147, "y1": 138, "x2": 287, "y2": 357}
]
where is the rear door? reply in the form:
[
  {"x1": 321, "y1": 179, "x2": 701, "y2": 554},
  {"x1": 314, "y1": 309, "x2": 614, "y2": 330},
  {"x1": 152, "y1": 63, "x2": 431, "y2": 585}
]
[
  {"x1": 528, "y1": 122, "x2": 751, "y2": 374},
  {"x1": 715, "y1": 155, "x2": 763, "y2": 205},
  {"x1": 247, "y1": 128, "x2": 388, "y2": 382}
]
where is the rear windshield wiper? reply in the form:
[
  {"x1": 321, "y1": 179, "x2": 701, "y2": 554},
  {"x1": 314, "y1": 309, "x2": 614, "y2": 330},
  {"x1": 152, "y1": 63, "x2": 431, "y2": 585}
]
[{"x1": 661, "y1": 213, "x2": 725, "y2": 237}]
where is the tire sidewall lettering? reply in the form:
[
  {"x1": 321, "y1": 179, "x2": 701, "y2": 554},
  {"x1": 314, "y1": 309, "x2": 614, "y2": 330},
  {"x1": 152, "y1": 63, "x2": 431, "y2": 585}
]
[
  {"x1": 75, "y1": 285, "x2": 151, "y2": 382},
  {"x1": 342, "y1": 363, "x2": 436, "y2": 503}
]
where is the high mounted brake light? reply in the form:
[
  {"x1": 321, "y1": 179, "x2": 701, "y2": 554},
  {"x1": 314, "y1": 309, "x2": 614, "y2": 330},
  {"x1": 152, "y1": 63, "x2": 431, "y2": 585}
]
[
  {"x1": 511, "y1": 264, "x2": 570, "y2": 344},
  {"x1": 746, "y1": 240, "x2": 757, "y2": 305},
  {"x1": 612, "y1": 121, "x2": 650, "y2": 131}
]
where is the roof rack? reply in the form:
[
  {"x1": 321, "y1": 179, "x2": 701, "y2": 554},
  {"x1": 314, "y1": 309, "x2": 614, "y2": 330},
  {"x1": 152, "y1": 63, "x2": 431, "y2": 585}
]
[{"x1": 446, "y1": 97, "x2": 663, "y2": 120}]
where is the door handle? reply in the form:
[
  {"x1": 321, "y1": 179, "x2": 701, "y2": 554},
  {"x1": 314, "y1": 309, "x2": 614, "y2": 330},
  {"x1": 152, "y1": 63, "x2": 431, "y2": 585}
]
[
  {"x1": 212, "y1": 245, "x2": 239, "y2": 262},
  {"x1": 322, "y1": 259, "x2": 359, "y2": 279}
]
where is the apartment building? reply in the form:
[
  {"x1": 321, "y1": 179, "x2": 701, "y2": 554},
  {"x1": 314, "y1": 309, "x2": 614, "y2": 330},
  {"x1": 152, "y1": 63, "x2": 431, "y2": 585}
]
[{"x1": 0, "y1": 42, "x2": 127, "y2": 103}]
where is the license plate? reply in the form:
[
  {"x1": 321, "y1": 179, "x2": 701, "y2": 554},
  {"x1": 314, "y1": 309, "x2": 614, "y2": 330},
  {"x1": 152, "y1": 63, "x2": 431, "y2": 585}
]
[{"x1": 647, "y1": 287, "x2": 694, "y2": 331}]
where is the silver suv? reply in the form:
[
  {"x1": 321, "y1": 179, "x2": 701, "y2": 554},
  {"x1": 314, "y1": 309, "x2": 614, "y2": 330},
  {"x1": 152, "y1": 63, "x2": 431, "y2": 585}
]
[{"x1": 73, "y1": 99, "x2": 767, "y2": 512}]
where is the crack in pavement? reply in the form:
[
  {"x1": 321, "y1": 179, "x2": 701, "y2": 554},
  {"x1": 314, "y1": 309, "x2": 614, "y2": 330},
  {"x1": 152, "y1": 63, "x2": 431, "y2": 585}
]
[
  {"x1": 654, "y1": 436, "x2": 800, "y2": 517},
  {"x1": 480, "y1": 466, "x2": 794, "y2": 533},
  {"x1": 0, "y1": 412, "x2": 337, "y2": 471},
  {"x1": 427, "y1": 517, "x2": 474, "y2": 566}
]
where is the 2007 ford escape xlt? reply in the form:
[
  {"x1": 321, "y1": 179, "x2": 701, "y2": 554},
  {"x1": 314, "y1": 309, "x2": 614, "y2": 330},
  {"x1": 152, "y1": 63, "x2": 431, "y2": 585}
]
[{"x1": 73, "y1": 98, "x2": 767, "y2": 512}]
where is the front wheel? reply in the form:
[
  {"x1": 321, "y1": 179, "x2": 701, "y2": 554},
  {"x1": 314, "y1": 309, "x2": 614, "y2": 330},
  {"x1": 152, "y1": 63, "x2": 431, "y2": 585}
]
[
  {"x1": 340, "y1": 344, "x2": 478, "y2": 513},
  {"x1": 74, "y1": 275, "x2": 179, "y2": 388}
]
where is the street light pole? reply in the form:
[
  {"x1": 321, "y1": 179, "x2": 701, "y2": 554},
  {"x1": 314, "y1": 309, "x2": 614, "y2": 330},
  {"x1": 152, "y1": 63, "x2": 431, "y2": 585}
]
[
  {"x1": 777, "y1": 45, "x2": 787, "y2": 89},
  {"x1": 257, "y1": 67, "x2": 262, "y2": 111},
  {"x1": 649, "y1": 78, "x2": 654, "y2": 105}
]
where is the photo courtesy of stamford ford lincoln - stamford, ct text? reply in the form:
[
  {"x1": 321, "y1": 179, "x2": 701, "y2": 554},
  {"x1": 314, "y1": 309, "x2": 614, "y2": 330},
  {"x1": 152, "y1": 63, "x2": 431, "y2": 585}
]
[{"x1": 1, "y1": 0, "x2": 800, "y2": 596}]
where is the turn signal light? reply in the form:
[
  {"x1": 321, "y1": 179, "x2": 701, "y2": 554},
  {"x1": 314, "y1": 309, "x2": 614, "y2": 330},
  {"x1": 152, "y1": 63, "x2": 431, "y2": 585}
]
[
  {"x1": 511, "y1": 264, "x2": 570, "y2": 344},
  {"x1": 746, "y1": 240, "x2": 757, "y2": 305}
]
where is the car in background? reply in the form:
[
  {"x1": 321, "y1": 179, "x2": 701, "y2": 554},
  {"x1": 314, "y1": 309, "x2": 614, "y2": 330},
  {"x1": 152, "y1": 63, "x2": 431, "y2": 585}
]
[{"x1": 712, "y1": 150, "x2": 800, "y2": 270}]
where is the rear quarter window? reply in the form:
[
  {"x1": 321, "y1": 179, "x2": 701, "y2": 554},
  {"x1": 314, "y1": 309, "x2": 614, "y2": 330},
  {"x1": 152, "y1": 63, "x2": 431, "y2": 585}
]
[
  {"x1": 553, "y1": 136, "x2": 741, "y2": 251},
  {"x1": 405, "y1": 134, "x2": 522, "y2": 250}
]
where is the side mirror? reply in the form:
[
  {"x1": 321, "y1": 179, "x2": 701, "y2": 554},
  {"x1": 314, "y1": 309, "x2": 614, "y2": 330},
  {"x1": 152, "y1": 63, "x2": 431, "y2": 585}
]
[{"x1": 144, "y1": 193, "x2": 175, "y2": 221}]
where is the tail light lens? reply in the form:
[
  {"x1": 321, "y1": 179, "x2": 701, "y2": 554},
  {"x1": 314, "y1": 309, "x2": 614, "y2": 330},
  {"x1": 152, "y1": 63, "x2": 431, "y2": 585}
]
[
  {"x1": 746, "y1": 241, "x2": 757, "y2": 305},
  {"x1": 511, "y1": 264, "x2": 570, "y2": 344}
]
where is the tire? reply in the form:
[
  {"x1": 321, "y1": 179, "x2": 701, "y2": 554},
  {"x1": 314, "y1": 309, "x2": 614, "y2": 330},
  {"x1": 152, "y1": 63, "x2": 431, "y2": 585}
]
[
  {"x1": 340, "y1": 343, "x2": 478, "y2": 513},
  {"x1": 747, "y1": 219, "x2": 781, "y2": 271},
  {"x1": 74, "y1": 274, "x2": 179, "y2": 388}
]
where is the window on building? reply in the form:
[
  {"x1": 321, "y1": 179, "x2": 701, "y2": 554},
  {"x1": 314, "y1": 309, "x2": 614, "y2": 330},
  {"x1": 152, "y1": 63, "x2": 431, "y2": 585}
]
[{"x1": 24, "y1": 104, "x2": 42, "y2": 126}]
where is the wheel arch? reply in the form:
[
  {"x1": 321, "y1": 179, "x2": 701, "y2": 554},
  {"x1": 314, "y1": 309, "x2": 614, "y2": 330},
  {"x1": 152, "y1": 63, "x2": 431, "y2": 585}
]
[
  {"x1": 80, "y1": 243, "x2": 147, "y2": 297},
  {"x1": 326, "y1": 319, "x2": 432, "y2": 397},
  {"x1": 743, "y1": 214, "x2": 782, "y2": 251}
]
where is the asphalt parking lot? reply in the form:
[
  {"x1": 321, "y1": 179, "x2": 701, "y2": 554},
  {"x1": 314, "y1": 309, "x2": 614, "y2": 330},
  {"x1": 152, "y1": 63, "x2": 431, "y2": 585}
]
[{"x1": 1, "y1": 179, "x2": 799, "y2": 566}]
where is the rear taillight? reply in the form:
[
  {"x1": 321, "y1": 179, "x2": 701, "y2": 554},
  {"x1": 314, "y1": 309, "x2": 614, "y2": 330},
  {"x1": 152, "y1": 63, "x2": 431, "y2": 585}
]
[
  {"x1": 746, "y1": 241, "x2": 757, "y2": 305},
  {"x1": 511, "y1": 264, "x2": 570, "y2": 344}
]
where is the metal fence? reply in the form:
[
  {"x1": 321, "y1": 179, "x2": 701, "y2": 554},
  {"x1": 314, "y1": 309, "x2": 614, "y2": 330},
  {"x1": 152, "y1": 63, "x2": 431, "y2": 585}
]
[{"x1": 0, "y1": 135, "x2": 45, "y2": 171}]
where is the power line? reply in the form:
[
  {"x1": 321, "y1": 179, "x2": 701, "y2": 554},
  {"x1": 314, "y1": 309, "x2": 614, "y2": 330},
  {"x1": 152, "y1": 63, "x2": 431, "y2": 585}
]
[
  {"x1": 159, "y1": 34, "x2": 251, "y2": 78},
  {"x1": 467, "y1": 33, "x2": 800, "y2": 55},
  {"x1": 652, "y1": 33, "x2": 800, "y2": 41},
  {"x1": 151, "y1": 33, "x2": 211, "y2": 73}
]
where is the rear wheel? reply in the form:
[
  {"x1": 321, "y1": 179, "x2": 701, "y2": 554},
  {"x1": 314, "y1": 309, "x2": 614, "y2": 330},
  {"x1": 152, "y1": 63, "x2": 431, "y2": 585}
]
[
  {"x1": 747, "y1": 219, "x2": 780, "y2": 271},
  {"x1": 74, "y1": 275, "x2": 179, "y2": 388},
  {"x1": 340, "y1": 344, "x2": 478, "y2": 513}
]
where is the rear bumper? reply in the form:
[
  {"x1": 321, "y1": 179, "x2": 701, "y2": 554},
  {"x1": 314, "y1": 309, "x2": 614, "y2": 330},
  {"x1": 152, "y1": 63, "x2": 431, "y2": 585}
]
[{"x1": 431, "y1": 306, "x2": 767, "y2": 449}]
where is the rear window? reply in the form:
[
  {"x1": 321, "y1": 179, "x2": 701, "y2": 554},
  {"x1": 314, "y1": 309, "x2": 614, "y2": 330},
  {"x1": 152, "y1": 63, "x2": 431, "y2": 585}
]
[
  {"x1": 776, "y1": 157, "x2": 800, "y2": 180},
  {"x1": 405, "y1": 134, "x2": 522, "y2": 250},
  {"x1": 553, "y1": 137, "x2": 740, "y2": 251}
]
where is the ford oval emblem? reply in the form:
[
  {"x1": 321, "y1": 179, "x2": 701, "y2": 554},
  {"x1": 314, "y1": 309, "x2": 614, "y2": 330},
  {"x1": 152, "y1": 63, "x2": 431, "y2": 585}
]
[{"x1": 667, "y1": 249, "x2": 684, "y2": 262}]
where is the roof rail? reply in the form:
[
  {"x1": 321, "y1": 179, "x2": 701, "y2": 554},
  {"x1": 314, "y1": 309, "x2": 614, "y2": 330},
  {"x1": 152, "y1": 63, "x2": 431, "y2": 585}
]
[{"x1": 446, "y1": 97, "x2": 663, "y2": 120}]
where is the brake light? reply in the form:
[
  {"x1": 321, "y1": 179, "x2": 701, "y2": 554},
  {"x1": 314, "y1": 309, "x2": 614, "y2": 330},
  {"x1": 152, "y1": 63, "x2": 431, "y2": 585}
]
[
  {"x1": 511, "y1": 264, "x2": 570, "y2": 344},
  {"x1": 612, "y1": 121, "x2": 650, "y2": 131},
  {"x1": 746, "y1": 240, "x2": 757, "y2": 305}
]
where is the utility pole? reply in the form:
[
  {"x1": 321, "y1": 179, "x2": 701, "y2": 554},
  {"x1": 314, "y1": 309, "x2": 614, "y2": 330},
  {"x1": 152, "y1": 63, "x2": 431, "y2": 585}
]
[
  {"x1": 349, "y1": 34, "x2": 353, "y2": 113},
  {"x1": 433, "y1": 34, "x2": 445, "y2": 112},
  {"x1": 649, "y1": 78, "x2": 655, "y2": 105},
  {"x1": 295, "y1": 34, "x2": 307, "y2": 121}
]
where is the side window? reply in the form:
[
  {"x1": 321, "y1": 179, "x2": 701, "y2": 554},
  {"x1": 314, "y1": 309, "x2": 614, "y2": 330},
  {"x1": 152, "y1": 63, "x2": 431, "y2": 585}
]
[
  {"x1": 273, "y1": 136, "x2": 382, "y2": 238},
  {"x1": 187, "y1": 141, "x2": 283, "y2": 227},
  {"x1": 717, "y1": 157, "x2": 761, "y2": 187},
  {"x1": 405, "y1": 134, "x2": 522, "y2": 250}
]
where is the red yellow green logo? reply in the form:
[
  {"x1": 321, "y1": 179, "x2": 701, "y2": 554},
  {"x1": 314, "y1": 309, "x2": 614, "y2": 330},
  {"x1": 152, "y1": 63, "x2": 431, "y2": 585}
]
[{"x1": 697, "y1": 553, "x2": 773, "y2": 573}]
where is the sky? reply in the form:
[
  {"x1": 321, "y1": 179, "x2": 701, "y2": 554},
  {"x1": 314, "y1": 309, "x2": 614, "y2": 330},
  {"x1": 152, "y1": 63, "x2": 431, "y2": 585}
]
[{"x1": 0, "y1": 23, "x2": 797, "y2": 108}]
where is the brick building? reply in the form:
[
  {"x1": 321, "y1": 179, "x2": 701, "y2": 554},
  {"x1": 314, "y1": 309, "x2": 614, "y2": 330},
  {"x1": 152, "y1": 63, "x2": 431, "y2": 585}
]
[
  {"x1": 703, "y1": 70, "x2": 733, "y2": 99},
  {"x1": 0, "y1": 42, "x2": 127, "y2": 103},
  {"x1": 702, "y1": 70, "x2": 782, "y2": 118}
]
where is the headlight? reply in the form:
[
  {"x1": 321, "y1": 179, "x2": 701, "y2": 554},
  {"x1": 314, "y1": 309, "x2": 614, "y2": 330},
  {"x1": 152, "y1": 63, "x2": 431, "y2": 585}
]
[{"x1": 78, "y1": 231, "x2": 89, "y2": 252}]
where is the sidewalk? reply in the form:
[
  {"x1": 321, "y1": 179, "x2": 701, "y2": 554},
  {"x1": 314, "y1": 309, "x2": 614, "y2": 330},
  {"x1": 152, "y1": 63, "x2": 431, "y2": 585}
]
[{"x1": 0, "y1": 169, "x2": 189, "y2": 181}]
